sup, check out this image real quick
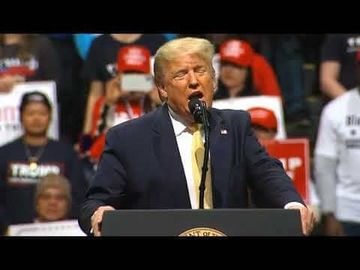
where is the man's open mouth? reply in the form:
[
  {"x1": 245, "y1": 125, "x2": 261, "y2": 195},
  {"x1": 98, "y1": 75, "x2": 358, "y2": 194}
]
[{"x1": 188, "y1": 91, "x2": 203, "y2": 100}]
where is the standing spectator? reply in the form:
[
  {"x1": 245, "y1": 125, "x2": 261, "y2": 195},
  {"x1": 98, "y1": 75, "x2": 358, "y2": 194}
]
[
  {"x1": 0, "y1": 34, "x2": 60, "y2": 92},
  {"x1": 320, "y1": 34, "x2": 360, "y2": 100},
  {"x1": 315, "y1": 51, "x2": 360, "y2": 236},
  {"x1": 0, "y1": 91, "x2": 87, "y2": 235},
  {"x1": 79, "y1": 45, "x2": 158, "y2": 168},
  {"x1": 81, "y1": 34, "x2": 167, "y2": 136}
]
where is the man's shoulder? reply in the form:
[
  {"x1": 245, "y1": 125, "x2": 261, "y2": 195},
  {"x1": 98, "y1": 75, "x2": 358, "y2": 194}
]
[{"x1": 211, "y1": 108, "x2": 249, "y2": 121}]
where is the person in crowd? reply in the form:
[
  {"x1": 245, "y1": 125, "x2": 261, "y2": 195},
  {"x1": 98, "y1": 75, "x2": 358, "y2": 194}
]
[
  {"x1": 0, "y1": 34, "x2": 60, "y2": 93},
  {"x1": 214, "y1": 39, "x2": 281, "y2": 100},
  {"x1": 81, "y1": 34, "x2": 167, "y2": 137},
  {"x1": 78, "y1": 45, "x2": 159, "y2": 169},
  {"x1": 34, "y1": 174, "x2": 72, "y2": 223},
  {"x1": 315, "y1": 51, "x2": 360, "y2": 236},
  {"x1": 320, "y1": 34, "x2": 360, "y2": 100},
  {"x1": 247, "y1": 107, "x2": 278, "y2": 140}
]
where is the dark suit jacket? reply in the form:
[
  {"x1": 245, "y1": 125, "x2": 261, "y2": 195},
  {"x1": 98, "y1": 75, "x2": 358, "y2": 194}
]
[{"x1": 79, "y1": 104, "x2": 304, "y2": 234}]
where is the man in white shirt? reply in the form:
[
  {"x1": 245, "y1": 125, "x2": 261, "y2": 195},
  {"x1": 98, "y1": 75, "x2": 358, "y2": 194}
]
[{"x1": 315, "y1": 51, "x2": 360, "y2": 235}]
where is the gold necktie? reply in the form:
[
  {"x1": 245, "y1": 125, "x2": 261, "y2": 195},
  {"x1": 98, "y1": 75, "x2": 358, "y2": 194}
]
[{"x1": 191, "y1": 124, "x2": 213, "y2": 209}]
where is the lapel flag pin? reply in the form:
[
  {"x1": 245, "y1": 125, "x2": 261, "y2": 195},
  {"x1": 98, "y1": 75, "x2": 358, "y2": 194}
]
[{"x1": 220, "y1": 129, "x2": 228, "y2": 135}]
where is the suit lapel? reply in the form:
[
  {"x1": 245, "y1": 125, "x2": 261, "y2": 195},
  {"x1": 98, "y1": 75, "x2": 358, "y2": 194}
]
[
  {"x1": 209, "y1": 109, "x2": 233, "y2": 208},
  {"x1": 151, "y1": 105, "x2": 191, "y2": 208}
]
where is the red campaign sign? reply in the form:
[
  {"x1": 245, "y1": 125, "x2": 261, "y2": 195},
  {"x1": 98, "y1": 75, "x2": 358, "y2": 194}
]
[{"x1": 261, "y1": 138, "x2": 310, "y2": 203}]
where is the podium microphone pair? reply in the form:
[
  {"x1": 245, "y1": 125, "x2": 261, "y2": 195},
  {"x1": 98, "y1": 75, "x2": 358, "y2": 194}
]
[{"x1": 188, "y1": 98, "x2": 210, "y2": 209}]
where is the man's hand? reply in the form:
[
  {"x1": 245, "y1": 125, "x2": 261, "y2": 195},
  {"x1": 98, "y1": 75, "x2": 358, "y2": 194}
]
[
  {"x1": 91, "y1": 206, "x2": 115, "y2": 236},
  {"x1": 288, "y1": 204, "x2": 316, "y2": 236}
]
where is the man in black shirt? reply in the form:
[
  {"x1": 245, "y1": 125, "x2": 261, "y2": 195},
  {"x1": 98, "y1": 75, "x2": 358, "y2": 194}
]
[{"x1": 320, "y1": 34, "x2": 360, "y2": 99}]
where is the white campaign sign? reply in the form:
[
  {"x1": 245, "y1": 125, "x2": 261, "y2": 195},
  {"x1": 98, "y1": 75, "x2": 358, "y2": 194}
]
[
  {"x1": 212, "y1": 95, "x2": 287, "y2": 139},
  {"x1": 0, "y1": 81, "x2": 59, "y2": 147},
  {"x1": 7, "y1": 220, "x2": 86, "y2": 236}
]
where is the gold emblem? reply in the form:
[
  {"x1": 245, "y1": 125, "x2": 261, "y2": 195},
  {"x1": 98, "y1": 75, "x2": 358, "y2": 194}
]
[
  {"x1": 29, "y1": 161, "x2": 38, "y2": 171},
  {"x1": 178, "y1": 227, "x2": 226, "y2": 237}
]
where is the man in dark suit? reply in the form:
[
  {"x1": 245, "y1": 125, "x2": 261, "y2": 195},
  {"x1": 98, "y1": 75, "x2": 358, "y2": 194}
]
[{"x1": 79, "y1": 37, "x2": 315, "y2": 236}]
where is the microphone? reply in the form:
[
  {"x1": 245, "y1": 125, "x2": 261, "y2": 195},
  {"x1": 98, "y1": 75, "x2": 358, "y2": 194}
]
[
  {"x1": 188, "y1": 98, "x2": 210, "y2": 128},
  {"x1": 188, "y1": 97, "x2": 210, "y2": 209}
]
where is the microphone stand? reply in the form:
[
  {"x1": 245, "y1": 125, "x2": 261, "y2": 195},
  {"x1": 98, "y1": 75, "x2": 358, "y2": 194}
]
[{"x1": 199, "y1": 102, "x2": 210, "y2": 209}]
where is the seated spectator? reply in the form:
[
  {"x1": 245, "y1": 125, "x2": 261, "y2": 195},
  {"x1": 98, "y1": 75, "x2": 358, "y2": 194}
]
[
  {"x1": 34, "y1": 174, "x2": 71, "y2": 222},
  {"x1": 5, "y1": 174, "x2": 86, "y2": 236},
  {"x1": 0, "y1": 91, "x2": 87, "y2": 234},
  {"x1": 214, "y1": 39, "x2": 281, "y2": 100}
]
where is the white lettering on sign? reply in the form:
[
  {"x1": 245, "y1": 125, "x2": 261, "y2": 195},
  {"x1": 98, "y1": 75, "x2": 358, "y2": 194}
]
[{"x1": 8, "y1": 163, "x2": 62, "y2": 184}]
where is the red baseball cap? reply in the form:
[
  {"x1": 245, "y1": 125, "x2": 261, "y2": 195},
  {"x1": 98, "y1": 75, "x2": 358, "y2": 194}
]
[
  {"x1": 247, "y1": 107, "x2": 278, "y2": 131},
  {"x1": 117, "y1": 45, "x2": 151, "y2": 73},
  {"x1": 219, "y1": 39, "x2": 254, "y2": 67}
]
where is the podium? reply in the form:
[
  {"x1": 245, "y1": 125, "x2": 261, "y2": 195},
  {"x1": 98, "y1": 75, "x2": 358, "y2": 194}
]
[{"x1": 102, "y1": 209, "x2": 303, "y2": 236}]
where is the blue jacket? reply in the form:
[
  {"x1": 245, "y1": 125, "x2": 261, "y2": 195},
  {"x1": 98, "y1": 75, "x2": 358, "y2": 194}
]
[{"x1": 79, "y1": 104, "x2": 303, "y2": 234}]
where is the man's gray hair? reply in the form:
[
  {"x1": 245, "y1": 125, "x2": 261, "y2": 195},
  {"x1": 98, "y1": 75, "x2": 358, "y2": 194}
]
[{"x1": 154, "y1": 37, "x2": 215, "y2": 87}]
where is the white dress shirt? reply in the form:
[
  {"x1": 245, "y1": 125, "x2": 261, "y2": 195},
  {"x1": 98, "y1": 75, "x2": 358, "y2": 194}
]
[{"x1": 168, "y1": 107, "x2": 199, "y2": 209}]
